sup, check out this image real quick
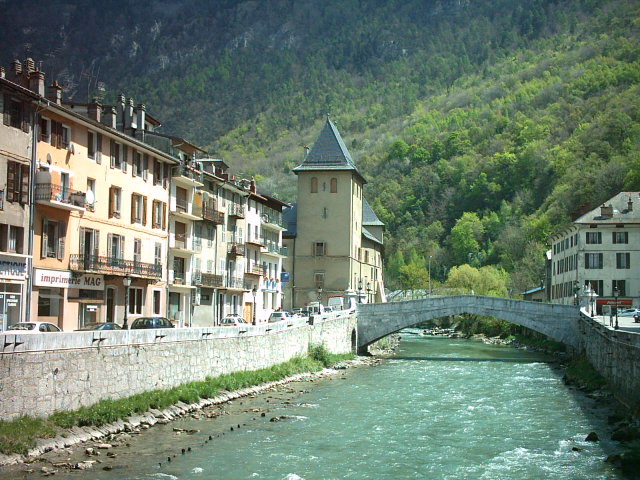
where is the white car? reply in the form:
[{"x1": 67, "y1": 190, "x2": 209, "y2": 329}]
[
  {"x1": 2, "y1": 322, "x2": 62, "y2": 333},
  {"x1": 220, "y1": 315, "x2": 249, "y2": 326},
  {"x1": 618, "y1": 308, "x2": 640, "y2": 317}
]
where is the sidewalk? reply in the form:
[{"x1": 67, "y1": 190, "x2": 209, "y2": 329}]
[{"x1": 591, "y1": 314, "x2": 640, "y2": 334}]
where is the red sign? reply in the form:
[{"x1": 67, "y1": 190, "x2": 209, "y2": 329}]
[{"x1": 596, "y1": 298, "x2": 632, "y2": 306}]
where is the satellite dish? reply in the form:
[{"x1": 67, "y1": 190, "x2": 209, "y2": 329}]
[{"x1": 85, "y1": 189, "x2": 95, "y2": 205}]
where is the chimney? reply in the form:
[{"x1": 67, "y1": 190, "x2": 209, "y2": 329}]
[
  {"x1": 628, "y1": 196, "x2": 633, "y2": 212},
  {"x1": 115, "y1": 93, "x2": 125, "y2": 131},
  {"x1": 47, "y1": 81, "x2": 62, "y2": 105},
  {"x1": 23, "y1": 58, "x2": 35, "y2": 73},
  {"x1": 88, "y1": 99, "x2": 102, "y2": 122},
  {"x1": 304, "y1": 145, "x2": 310, "y2": 158},
  {"x1": 136, "y1": 103, "x2": 146, "y2": 131},
  {"x1": 600, "y1": 204, "x2": 613, "y2": 218},
  {"x1": 124, "y1": 97, "x2": 135, "y2": 131},
  {"x1": 28, "y1": 69, "x2": 45, "y2": 96},
  {"x1": 1, "y1": 67, "x2": 6, "y2": 79},
  {"x1": 9, "y1": 60, "x2": 22, "y2": 82},
  {"x1": 102, "y1": 106, "x2": 117, "y2": 129},
  {"x1": 250, "y1": 176, "x2": 256, "y2": 194}
]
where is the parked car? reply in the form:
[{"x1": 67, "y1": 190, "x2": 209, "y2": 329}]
[
  {"x1": 268, "y1": 311, "x2": 290, "y2": 323},
  {"x1": 220, "y1": 315, "x2": 249, "y2": 326},
  {"x1": 129, "y1": 316, "x2": 175, "y2": 329},
  {"x1": 618, "y1": 308, "x2": 640, "y2": 317},
  {"x1": 3, "y1": 322, "x2": 62, "y2": 333},
  {"x1": 75, "y1": 322, "x2": 122, "y2": 331}
]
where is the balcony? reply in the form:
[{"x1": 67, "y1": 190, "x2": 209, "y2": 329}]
[
  {"x1": 172, "y1": 198, "x2": 200, "y2": 221},
  {"x1": 225, "y1": 275, "x2": 246, "y2": 290},
  {"x1": 69, "y1": 254, "x2": 162, "y2": 278},
  {"x1": 245, "y1": 263, "x2": 265, "y2": 276},
  {"x1": 193, "y1": 237, "x2": 202, "y2": 252},
  {"x1": 35, "y1": 183, "x2": 86, "y2": 212},
  {"x1": 193, "y1": 271, "x2": 224, "y2": 288},
  {"x1": 172, "y1": 165, "x2": 204, "y2": 187},
  {"x1": 227, "y1": 242, "x2": 246, "y2": 257},
  {"x1": 228, "y1": 203, "x2": 245, "y2": 219},
  {"x1": 171, "y1": 232, "x2": 193, "y2": 252},
  {"x1": 262, "y1": 243, "x2": 288, "y2": 257},
  {"x1": 201, "y1": 204, "x2": 225, "y2": 224},
  {"x1": 260, "y1": 213, "x2": 285, "y2": 229}
]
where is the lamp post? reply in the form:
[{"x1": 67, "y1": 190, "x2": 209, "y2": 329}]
[
  {"x1": 614, "y1": 286, "x2": 619, "y2": 330},
  {"x1": 428, "y1": 255, "x2": 432, "y2": 297},
  {"x1": 357, "y1": 279, "x2": 363, "y2": 304},
  {"x1": 122, "y1": 275, "x2": 132, "y2": 329},
  {"x1": 251, "y1": 286, "x2": 257, "y2": 325},
  {"x1": 367, "y1": 282, "x2": 372, "y2": 304}
]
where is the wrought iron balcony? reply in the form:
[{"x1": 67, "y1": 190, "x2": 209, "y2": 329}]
[
  {"x1": 228, "y1": 203, "x2": 245, "y2": 218},
  {"x1": 35, "y1": 183, "x2": 86, "y2": 211},
  {"x1": 260, "y1": 213, "x2": 284, "y2": 228},
  {"x1": 226, "y1": 275, "x2": 245, "y2": 289},
  {"x1": 201, "y1": 204, "x2": 225, "y2": 224},
  {"x1": 193, "y1": 272, "x2": 224, "y2": 288},
  {"x1": 172, "y1": 165, "x2": 203, "y2": 185},
  {"x1": 245, "y1": 263, "x2": 265, "y2": 276},
  {"x1": 227, "y1": 242, "x2": 246, "y2": 256},
  {"x1": 262, "y1": 243, "x2": 288, "y2": 256},
  {"x1": 69, "y1": 254, "x2": 162, "y2": 278}
]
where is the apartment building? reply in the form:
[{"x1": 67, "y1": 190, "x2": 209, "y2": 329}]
[
  {"x1": 549, "y1": 192, "x2": 640, "y2": 312},
  {"x1": 0, "y1": 61, "x2": 38, "y2": 329},
  {"x1": 283, "y1": 117, "x2": 385, "y2": 309}
]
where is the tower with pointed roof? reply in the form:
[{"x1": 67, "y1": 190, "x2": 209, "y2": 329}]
[{"x1": 282, "y1": 117, "x2": 385, "y2": 308}]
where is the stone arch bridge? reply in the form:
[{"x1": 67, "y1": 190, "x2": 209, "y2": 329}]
[{"x1": 356, "y1": 295, "x2": 580, "y2": 351}]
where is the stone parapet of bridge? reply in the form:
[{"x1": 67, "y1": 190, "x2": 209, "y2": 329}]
[{"x1": 356, "y1": 295, "x2": 580, "y2": 349}]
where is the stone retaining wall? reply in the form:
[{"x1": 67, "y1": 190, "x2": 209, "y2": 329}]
[
  {"x1": 577, "y1": 313, "x2": 640, "y2": 411},
  {"x1": 0, "y1": 313, "x2": 357, "y2": 421}
]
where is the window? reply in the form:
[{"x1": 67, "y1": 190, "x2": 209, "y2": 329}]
[
  {"x1": 6, "y1": 161, "x2": 29, "y2": 204},
  {"x1": 314, "y1": 271, "x2": 325, "y2": 290},
  {"x1": 129, "y1": 287, "x2": 143, "y2": 315},
  {"x1": 154, "y1": 242, "x2": 162, "y2": 265},
  {"x1": 612, "y1": 280, "x2": 626, "y2": 297},
  {"x1": 61, "y1": 125, "x2": 70, "y2": 149},
  {"x1": 330, "y1": 178, "x2": 337, "y2": 193},
  {"x1": 86, "y1": 178, "x2": 96, "y2": 211},
  {"x1": 109, "y1": 187, "x2": 122, "y2": 218},
  {"x1": 313, "y1": 242, "x2": 326, "y2": 256},
  {"x1": 41, "y1": 219, "x2": 66, "y2": 259},
  {"x1": 133, "y1": 238, "x2": 142, "y2": 264},
  {"x1": 107, "y1": 233, "x2": 124, "y2": 262},
  {"x1": 40, "y1": 117, "x2": 51, "y2": 143},
  {"x1": 132, "y1": 151, "x2": 142, "y2": 177},
  {"x1": 8, "y1": 226, "x2": 23, "y2": 253},
  {"x1": 153, "y1": 290, "x2": 162, "y2": 315},
  {"x1": 207, "y1": 225, "x2": 214, "y2": 247},
  {"x1": 616, "y1": 252, "x2": 630, "y2": 269},
  {"x1": 152, "y1": 200, "x2": 166, "y2": 229},
  {"x1": 110, "y1": 141, "x2": 126, "y2": 171},
  {"x1": 584, "y1": 253, "x2": 603, "y2": 269},
  {"x1": 311, "y1": 177, "x2": 318, "y2": 193},
  {"x1": 586, "y1": 232, "x2": 601, "y2": 244},
  {"x1": 3, "y1": 95, "x2": 24, "y2": 130},
  {"x1": 130, "y1": 193, "x2": 146, "y2": 225},
  {"x1": 613, "y1": 232, "x2": 628, "y2": 244}
]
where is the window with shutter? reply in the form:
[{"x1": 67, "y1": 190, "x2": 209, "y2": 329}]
[
  {"x1": 6, "y1": 161, "x2": 16, "y2": 202},
  {"x1": 162, "y1": 202, "x2": 167, "y2": 230},
  {"x1": 95, "y1": 133, "x2": 102, "y2": 164},
  {"x1": 20, "y1": 165, "x2": 29, "y2": 204},
  {"x1": 57, "y1": 221, "x2": 66, "y2": 260},
  {"x1": 142, "y1": 196, "x2": 147, "y2": 225}
]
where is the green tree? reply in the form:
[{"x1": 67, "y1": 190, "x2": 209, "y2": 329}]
[{"x1": 448, "y1": 212, "x2": 485, "y2": 265}]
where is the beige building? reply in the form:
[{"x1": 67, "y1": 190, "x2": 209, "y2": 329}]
[
  {"x1": 549, "y1": 192, "x2": 640, "y2": 313},
  {"x1": 282, "y1": 118, "x2": 384, "y2": 309}
]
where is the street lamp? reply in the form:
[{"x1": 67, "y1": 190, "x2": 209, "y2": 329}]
[
  {"x1": 367, "y1": 282, "x2": 372, "y2": 303},
  {"x1": 614, "y1": 286, "x2": 619, "y2": 330},
  {"x1": 122, "y1": 275, "x2": 132, "y2": 329},
  {"x1": 251, "y1": 286, "x2": 257, "y2": 325},
  {"x1": 357, "y1": 279, "x2": 363, "y2": 304},
  {"x1": 428, "y1": 255, "x2": 432, "y2": 297}
]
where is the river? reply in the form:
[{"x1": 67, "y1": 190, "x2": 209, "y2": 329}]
[{"x1": 14, "y1": 333, "x2": 624, "y2": 479}]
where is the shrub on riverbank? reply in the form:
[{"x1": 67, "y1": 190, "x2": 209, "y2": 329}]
[
  {"x1": 563, "y1": 355, "x2": 607, "y2": 392},
  {"x1": 0, "y1": 348, "x2": 354, "y2": 455}
]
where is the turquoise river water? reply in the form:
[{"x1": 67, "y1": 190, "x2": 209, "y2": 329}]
[{"x1": 40, "y1": 333, "x2": 625, "y2": 479}]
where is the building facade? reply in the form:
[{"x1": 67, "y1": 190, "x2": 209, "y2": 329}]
[
  {"x1": 549, "y1": 192, "x2": 640, "y2": 312},
  {"x1": 282, "y1": 118, "x2": 384, "y2": 309}
]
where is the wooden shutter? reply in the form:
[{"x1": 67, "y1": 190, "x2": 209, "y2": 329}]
[
  {"x1": 20, "y1": 164, "x2": 29, "y2": 204},
  {"x1": 162, "y1": 202, "x2": 167, "y2": 230},
  {"x1": 131, "y1": 193, "x2": 136, "y2": 224},
  {"x1": 57, "y1": 221, "x2": 66, "y2": 260},
  {"x1": 41, "y1": 219, "x2": 48, "y2": 258},
  {"x1": 108, "y1": 187, "x2": 114, "y2": 217},
  {"x1": 79, "y1": 227, "x2": 86, "y2": 257},
  {"x1": 132, "y1": 151, "x2": 137, "y2": 177},
  {"x1": 163, "y1": 163, "x2": 169, "y2": 188},
  {"x1": 96, "y1": 133, "x2": 102, "y2": 164},
  {"x1": 142, "y1": 154, "x2": 148, "y2": 181},
  {"x1": 119, "y1": 236, "x2": 124, "y2": 261},
  {"x1": 142, "y1": 196, "x2": 147, "y2": 226},
  {"x1": 93, "y1": 229, "x2": 100, "y2": 258},
  {"x1": 6, "y1": 161, "x2": 16, "y2": 202},
  {"x1": 107, "y1": 233, "x2": 113, "y2": 259}
]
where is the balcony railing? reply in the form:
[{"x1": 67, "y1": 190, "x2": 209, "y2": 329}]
[
  {"x1": 174, "y1": 232, "x2": 189, "y2": 250},
  {"x1": 261, "y1": 213, "x2": 284, "y2": 228},
  {"x1": 227, "y1": 242, "x2": 246, "y2": 256},
  {"x1": 69, "y1": 254, "x2": 162, "y2": 278},
  {"x1": 35, "y1": 183, "x2": 86, "y2": 208},
  {"x1": 246, "y1": 263, "x2": 265, "y2": 276},
  {"x1": 201, "y1": 204, "x2": 225, "y2": 224},
  {"x1": 226, "y1": 276, "x2": 245, "y2": 289},
  {"x1": 228, "y1": 203, "x2": 245, "y2": 218},
  {"x1": 172, "y1": 165, "x2": 203, "y2": 184},
  {"x1": 175, "y1": 198, "x2": 188, "y2": 213},
  {"x1": 263, "y1": 243, "x2": 288, "y2": 256},
  {"x1": 193, "y1": 272, "x2": 224, "y2": 288}
]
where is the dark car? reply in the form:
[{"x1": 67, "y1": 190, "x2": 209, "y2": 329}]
[
  {"x1": 129, "y1": 316, "x2": 175, "y2": 329},
  {"x1": 75, "y1": 322, "x2": 122, "y2": 331}
]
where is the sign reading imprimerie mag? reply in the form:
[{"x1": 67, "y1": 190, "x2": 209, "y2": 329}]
[{"x1": 33, "y1": 269, "x2": 105, "y2": 290}]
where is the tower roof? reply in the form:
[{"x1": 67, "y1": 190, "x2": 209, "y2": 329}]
[{"x1": 293, "y1": 117, "x2": 365, "y2": 182}]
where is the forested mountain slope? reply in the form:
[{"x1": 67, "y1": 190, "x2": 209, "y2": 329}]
[{"x1": 1, "y1": 0, "x2": 638, "y2": 290}]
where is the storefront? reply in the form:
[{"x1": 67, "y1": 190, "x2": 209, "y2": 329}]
[
  {"x1": 33, "y1": 268, "x2": 105, "y2": 330},
  {"x1": 0, "y1": 253, "x2": 28, "y2": 330}
]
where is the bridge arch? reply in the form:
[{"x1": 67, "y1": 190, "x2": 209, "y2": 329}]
[{"x1": 356, "y1": 295, "x2": 580, "y2": 351}]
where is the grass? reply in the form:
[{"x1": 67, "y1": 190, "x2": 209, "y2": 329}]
[
  {"x1": 563, "y1": 355, "x2": 608, "y2": 392},
  {"x1": 0, "y1": 345, "x2": 354, "y2": 455}
]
